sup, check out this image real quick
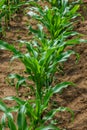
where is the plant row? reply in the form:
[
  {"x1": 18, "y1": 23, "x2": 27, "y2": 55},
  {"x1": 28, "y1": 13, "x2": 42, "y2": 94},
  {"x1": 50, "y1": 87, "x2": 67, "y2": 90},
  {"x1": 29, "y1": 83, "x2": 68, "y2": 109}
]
[
  {"x1": 0, "y1": 0, "x2": 27, "y2": 37},
  {"x1": 0, "y1": 0, "x2": 85, "y2": 130}
]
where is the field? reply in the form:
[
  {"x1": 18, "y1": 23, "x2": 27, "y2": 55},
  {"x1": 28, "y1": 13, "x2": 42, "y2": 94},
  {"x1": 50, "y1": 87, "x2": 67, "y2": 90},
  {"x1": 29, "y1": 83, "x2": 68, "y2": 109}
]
[{"x1": 0, "y1": 0, "x2": 87, "y2": 130}]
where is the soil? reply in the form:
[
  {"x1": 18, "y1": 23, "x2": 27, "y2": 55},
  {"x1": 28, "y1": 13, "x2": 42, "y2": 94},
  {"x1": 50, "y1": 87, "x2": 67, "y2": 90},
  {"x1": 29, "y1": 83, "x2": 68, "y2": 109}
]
[{"x1": 0, "y1": 1, "x2": 87, "y2": 130}]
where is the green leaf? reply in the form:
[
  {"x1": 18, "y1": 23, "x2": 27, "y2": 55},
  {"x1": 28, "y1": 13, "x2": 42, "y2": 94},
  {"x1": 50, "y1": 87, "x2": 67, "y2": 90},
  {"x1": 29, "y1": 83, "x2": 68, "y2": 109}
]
[
  {"x1": 42, "y1": 88, "x2": 53, "y2": 111},
  {"x1": 7, "y1": 113, "x2": 17, "y2": 130},
  {"x1": 57, "y1": 50, "x2": 75, "y2": 62},
  {"x1": 26, "y1": 101, "x2": 38, "y2": 120},
  {"x1": 52, "y1": 82, "x2": 75, "y2": 94},
  {"x1": 43, "y1": 107, "x2": 74, "y2": 122},
  {"x1": 17, "y1": 105, "x2": 27, "y2": 130},
  {"x1": 3, "y1": 96, "x2": 25, "y2": 105},
  {"x1": 0, "y1": 40, "x2": 20, "y2": 54},
  {"x1": 0, "y1": 100, "x2": 8, "y2": 112},
  {"x1": 35, "y1": 125, "x2": 60, "y2": 130},
  {"x1": 8, "y1": 74, "x2": 26, "y2": 90},
  {"x1": 66, "y1": 38, "x2": 87, "y2": 45},
  {"x1": 1, "y1": 114, "x2": 6, "y2": 129},
  {"x1": 0, "y1": 100, "x2": 17, "y2": 130}
]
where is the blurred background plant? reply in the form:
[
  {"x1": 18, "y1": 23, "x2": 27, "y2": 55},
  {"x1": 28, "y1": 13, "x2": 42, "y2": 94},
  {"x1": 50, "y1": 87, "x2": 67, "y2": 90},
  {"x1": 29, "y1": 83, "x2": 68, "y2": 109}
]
[{"x1": 0, "y1": 0, "x2": 26, "y2": 37}]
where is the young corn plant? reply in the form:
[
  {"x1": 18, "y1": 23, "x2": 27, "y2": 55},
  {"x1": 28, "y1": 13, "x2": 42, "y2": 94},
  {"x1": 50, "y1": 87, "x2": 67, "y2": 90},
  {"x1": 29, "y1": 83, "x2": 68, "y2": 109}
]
[
  {"x1": 46, "y1": 0, "x2": 82, "y2": 7},
  {"x1": 0, "y1": 0, "x2": 26, "y2": 36},
  {"x1": 28, "y1": 1, "x2": 80, "y2": 41},
  {"x1": 0, "y1": 95, "x2": 74, "y2": 130},
  {"x1": 27, "y1": 0, "x2": 84, "y2": 66},
  {"x1": 0, "y1": 32, "x2": 76, "y2": 129}
]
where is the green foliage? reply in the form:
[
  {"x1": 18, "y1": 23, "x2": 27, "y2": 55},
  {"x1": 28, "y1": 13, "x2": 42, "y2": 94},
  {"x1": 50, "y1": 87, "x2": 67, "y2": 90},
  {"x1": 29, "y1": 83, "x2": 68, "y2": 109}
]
[
  {"x1": 46, "y1": 0, "x2": 83, "y2": 7},
  {"x1": 0, "y1": 26, "x2": 80, "y2": 129},
  {"x1": 28, "y1": 1, "x2": 80, "y2": 40},
  {"x1": 0, "y1": 0, "x2": 26, "y2": 36},
  {"x1": 0, "y1": 81, "x2": 74, "y2": 129},
  {"x1": 0, "y1": 0, "x2": 85, "y2": 129},
  {"x1": 0, "y1": 36, "x2": 78, "y2": 92}
]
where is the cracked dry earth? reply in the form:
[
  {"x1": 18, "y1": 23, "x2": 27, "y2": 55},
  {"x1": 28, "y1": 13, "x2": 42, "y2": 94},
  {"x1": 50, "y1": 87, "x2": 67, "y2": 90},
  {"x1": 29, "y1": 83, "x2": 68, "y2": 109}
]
[{"x1": 0, "y1": 1, "x2": 87, "y2": 130}]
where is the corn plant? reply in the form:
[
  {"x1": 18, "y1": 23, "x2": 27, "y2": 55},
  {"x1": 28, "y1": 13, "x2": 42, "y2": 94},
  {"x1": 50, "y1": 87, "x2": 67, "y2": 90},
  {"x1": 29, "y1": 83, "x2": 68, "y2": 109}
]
[
  {"x1": 0, "y1": 21, "x2": 85, "y2": 129},
  {"x1": 0, "y1": 83, "x2": 74, "y2": 130},
  {"x1": 44, "y1": 0, "x2": 83, "y2": 7},
  {"x1": 0, "y1": 0, "x2": 26, "y2": 36},
  {"x1": 0, "y1": 30, "x2": 77, "y2": 129},
  {"x1": 28, "y1": 1, "x2": 80, "y2": 41}
]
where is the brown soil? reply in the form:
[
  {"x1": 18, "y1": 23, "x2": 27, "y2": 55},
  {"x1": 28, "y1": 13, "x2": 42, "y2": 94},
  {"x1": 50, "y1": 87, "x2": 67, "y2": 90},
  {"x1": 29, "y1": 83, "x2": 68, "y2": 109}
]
[{"x1": 0, "y1": 1, "x2": 87, "y2": 130}]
